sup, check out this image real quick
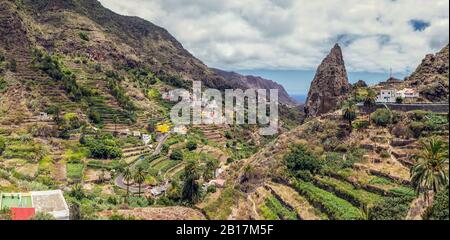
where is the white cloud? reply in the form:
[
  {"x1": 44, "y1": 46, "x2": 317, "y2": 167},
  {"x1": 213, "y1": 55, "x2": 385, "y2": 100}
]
[{"x1": 98, "y1": 0, "x2": 449, "y2": 73}]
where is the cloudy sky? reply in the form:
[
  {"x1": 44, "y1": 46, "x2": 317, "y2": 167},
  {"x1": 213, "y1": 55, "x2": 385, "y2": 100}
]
[{"x1": 99, "y1": 0, "x2": 449, "y2": 94}]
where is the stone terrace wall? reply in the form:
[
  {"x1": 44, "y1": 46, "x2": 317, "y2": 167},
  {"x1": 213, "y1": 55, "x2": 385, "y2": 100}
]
[{"x1": 359, "y1": 103, "x2": 449, "y2": 113}]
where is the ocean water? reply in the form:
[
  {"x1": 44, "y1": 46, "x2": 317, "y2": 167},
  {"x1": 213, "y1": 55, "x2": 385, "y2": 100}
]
[{"x1": 290, "y1": 94, "x2": 307, "y2": 104}]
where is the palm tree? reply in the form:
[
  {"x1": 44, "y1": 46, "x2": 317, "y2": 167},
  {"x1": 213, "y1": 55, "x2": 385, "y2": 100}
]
[
  {"x1": 411, "y1": 138, "x2": 449, "y2": 203},
  {"x1": 203, "y1": 159, "x2": 218, "y2": 182},
  {"x1": 363, "y1": 89, "x2": 377, "y2": 123},
  {"x1": 182, "y1": 160, "x2": 201, "y2": 204},
  {"x1": 342, "y1": 101, "x2": 357, "y2": 131},
  {"x1": 133, "y1": 166, "x2": 146, "y2": 197},
  {"x1": 122, "y1": 167, "x2": 133, "y2": 201}
]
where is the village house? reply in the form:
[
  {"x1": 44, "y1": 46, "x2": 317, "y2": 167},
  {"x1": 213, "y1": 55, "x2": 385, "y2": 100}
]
[{"x1": 376, "y1": 88, "x2": 419, "y2": 103}]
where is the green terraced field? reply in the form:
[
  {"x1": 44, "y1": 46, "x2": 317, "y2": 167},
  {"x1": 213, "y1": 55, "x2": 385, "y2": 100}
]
[
  {"x1": 292, "y1": 180, "x2": 363, "y2": 220},
  {"x1": 314, "y1": 176, "x2": 384, "y2": 208},
  {"x1": 265, "y1": 195, "x2": 298, "y2": 220}
]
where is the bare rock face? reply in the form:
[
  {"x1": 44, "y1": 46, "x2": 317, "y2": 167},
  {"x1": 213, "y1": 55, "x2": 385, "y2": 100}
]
[
  {"x1": 305, "y1": 44, "x2": 350, "y2": 117},
  {"x1": 405, "y1": 44, "x2": 449, "y2": 102}
]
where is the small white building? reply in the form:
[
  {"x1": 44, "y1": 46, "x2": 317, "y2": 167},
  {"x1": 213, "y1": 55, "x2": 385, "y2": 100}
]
[
  {"x1": 376, "y1": 88, "x2": 420, "y2": 103},
  {"x1": 376, "y1": 89, "x2": 397, "y2": 103},
  {"x1": 31, "y1": 190, "x2": 70, "y2": 220},
  {"x1": 142, "y1": 134, "x2": 152, "y2": 145},
  {"x1": 396, "y1": 88, "x2": 419, "y2": 99}
]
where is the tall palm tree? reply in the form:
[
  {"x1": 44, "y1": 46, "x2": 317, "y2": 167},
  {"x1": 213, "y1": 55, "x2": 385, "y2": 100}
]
[
  {"x1": 182, "y1": 160, "x2": 201, "y2": 204},
  {"x1": 342, "y1": 101, "x2": 357, "y2": 131},
  {"x1": 363, "y1": 89, "x2": 377, "y2": 123},
  {"x1": 133, "y1": 166, "x2": 146, "y2": 197},
  {"x1": 122, "y1": 167, "x2": 133, "y2": 201},
  {"x1": 411, "y1": 138, "x2": 449, "y2": 203}
]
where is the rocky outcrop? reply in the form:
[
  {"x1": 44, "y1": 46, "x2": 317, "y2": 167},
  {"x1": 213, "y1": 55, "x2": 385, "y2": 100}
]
[
  {"x1": 405, "y1": 44, "x2": 449, "y2": 102},
  {"x1": 305, "y1": 44, "x2": 350, "y2": 117},
  {"x1": 213, "y1": 68, "x2": 298, "y2": 106},
  {"x1": 353, "y1": 80, "x2": 368, "y2": 88}
]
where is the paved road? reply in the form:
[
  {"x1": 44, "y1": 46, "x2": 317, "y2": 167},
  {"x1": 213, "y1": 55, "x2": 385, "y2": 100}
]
[{"x1": 114, "y1": 133, "x2": 170, "y2": 193}]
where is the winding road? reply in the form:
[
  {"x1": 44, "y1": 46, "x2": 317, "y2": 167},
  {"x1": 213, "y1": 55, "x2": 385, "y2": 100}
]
[{"x1": 114, "y1": 133, "x2": 170, "y2": 193}]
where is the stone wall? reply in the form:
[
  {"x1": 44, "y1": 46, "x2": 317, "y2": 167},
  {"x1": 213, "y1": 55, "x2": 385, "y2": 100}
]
[{"x1": 359, "y1": 103, "x2": 449, "y2": 113}]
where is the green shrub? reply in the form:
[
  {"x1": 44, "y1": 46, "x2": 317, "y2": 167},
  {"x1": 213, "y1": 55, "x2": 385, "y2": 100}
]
[
  {"x1": 170, "y1": 149, "x2": 184, "y2": 161},
  {"x1": 0, "y1": 137, "x2": 6, "y2": 155},
  {"x1": 207, "y1": 185, "x2": 217, "y2": 193},
  {"x1": 158, "y1": 74, "x2": 189, "y2": 88},
  {"x1": 30, "y1": 212, "x2": 56, "y2": 220},
  {"x1": 224, "y1": 131, "x2": 233, "y2": 139},
  {"x1": 0, "y1": 77, "x2": 6, "y2": 92},
  {"x1": 284, "y1": 144, "x2": 322, "y2": 176},
  {"x1": 83, "y1": 135, "x2": 122, "y2": 159},
  {"x1": 424, "y1": 186, "x2": 449, "y2": 220},
  {"x1": 371, "y1": 109, "x2": 392, "y2": 126},
  {"x1": 369, "y1": 196, "x2": 414, "y2": 220},
  {"x1": 409, "y1": 110, "x2": 428, "y2": 121},
  {"x1": 67, "y1": 163, "x2": 84, "y2": 181},
  {"x1": 78, "y1": 32, "x2": 90, "y2": 41},
  {"x1": 130, "y1": 68, "x2": 157, "y2": 87},
  {"x1": 259, "y1": 204, "x2": 279, "y2": 220},
  {"x1": 0, "y1": 52, "x2": 5, "y2": 62},
  {"x1": 147, "y1": 88, "x2": 161, "y2": 100},
  {"x1": 321, "y1": 150, "x2": 363, "y2": 173},
  {"x1": 186, "y1": 141, "x2": 197, "y2": 151},
  {"x1": 353, "y1": 120, "x2": 369, "y2": 130},
  {"x1": 88, "y1": 110, "x2": 102, "y2": 124}
]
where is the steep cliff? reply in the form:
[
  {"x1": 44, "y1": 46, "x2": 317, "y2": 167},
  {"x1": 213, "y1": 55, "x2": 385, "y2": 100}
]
[
  {"x1": 304, "y1": 44, "x2": 350, "y2": 117},
  {"x1": 405, "y1": 44, "x2": 449, "y2": 102}
]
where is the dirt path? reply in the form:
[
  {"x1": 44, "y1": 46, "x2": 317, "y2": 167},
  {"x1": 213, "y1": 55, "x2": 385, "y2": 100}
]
[{"x1": 248, "y1": 194, "x2": 260, "y2": 220}]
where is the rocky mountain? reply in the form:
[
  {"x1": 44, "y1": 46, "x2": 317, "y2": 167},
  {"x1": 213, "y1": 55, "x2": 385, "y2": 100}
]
[
  {"x1": 0, "y1": 0, "x2": 247, "y2": 91},
  {"x1": 212, "y1": 68, "x2": 298, "y2": 106},
  {"x1": 405, "y1": 44, "x2": 449, "y2": 102},
  {"x1": 304, "y1": 44, "x2": 350, "y2": 117}
]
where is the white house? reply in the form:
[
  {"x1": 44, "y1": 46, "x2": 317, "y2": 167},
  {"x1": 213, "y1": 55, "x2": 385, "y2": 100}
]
[
  {"x1": 30, "y1": 190, "x2": 70, "y2": 220},
  {"x1": 376, "y1": 88, "x2": 420, "y2": 103},
  {"x1": 376, "y1": 89, "x2": 397, "y2": 103},
  {"x1": 396, "y1": 88, "x2": 419, "y2": 99}
]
